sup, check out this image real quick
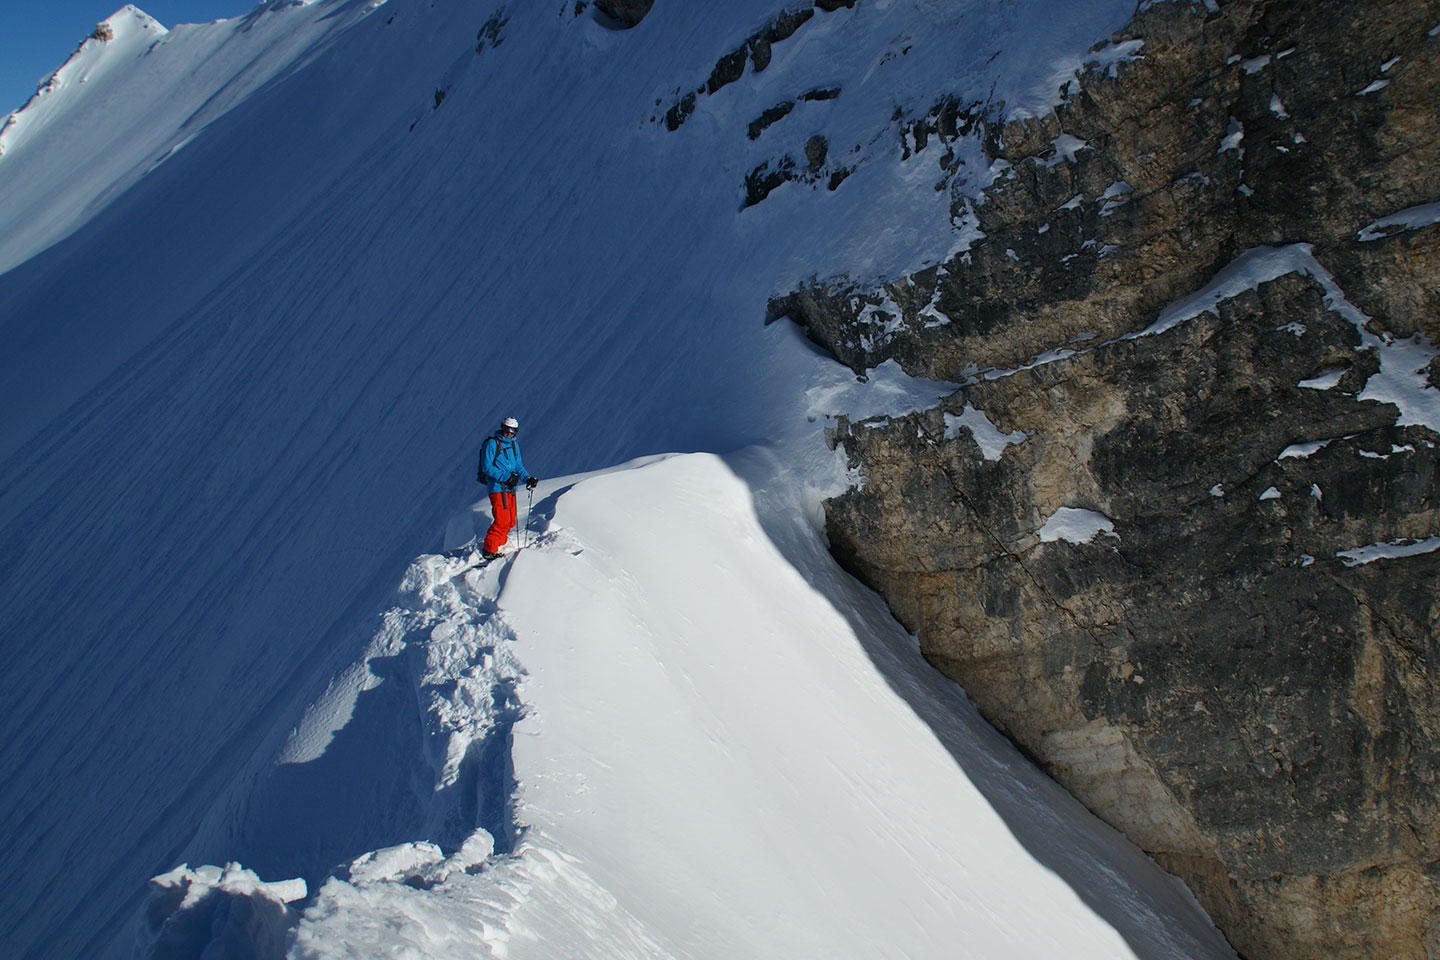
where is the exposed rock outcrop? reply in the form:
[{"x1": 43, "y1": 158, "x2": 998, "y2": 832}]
[
  {"x1": 781, "y1": 1, "x2": 1440, "y2": 955},
  {"x1": 594, "y1": 0, "x2": 654, "y2": 29},
  {"x1": 659, "y1": 2, "x2": 856, "y2": 133}
]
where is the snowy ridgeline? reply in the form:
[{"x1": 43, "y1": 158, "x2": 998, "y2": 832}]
[{"x1": 139, "y1": 450, "x2": 1233, "y2": 959}]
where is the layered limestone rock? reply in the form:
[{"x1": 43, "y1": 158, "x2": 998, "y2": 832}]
[{"x1": 780, "y1": 1, "x2": 1440, "y2": 956}]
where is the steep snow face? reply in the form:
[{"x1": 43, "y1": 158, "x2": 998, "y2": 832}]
[
  {"x1": 273, "y1": 448, "x2": 1232, "y2": 959},
  {"x1": 0, "y1": 1, "x2": 392, "y2": 456},
  {"x1": 0, "y1": 8, "x2": 170, "y2": 162},
  {"x1": 0, "y1": 0, "x2": 1228, "y2": 957},
  {"x1": 0, "y1": 2, "x2": 376, "y2": 275}
]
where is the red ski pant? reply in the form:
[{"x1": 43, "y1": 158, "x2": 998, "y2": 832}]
[{"x1": 483, "y1": 491, "x2": 517, "y2": 553}]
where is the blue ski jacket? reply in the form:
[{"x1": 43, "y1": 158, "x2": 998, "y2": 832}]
[{"x1": 477, "y1": 433, "x2": 528, "y2": 494}]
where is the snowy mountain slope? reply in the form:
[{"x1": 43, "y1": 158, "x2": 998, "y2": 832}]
[
  {"x1": 0, "y1": 2, "x2": 381, "y2": 275},
  {"x1": 0, "y1": 1, "x2": 1232, "y2": 957},
  {"x1": 0, "y1": 0, "x2": 434, "y2": 461},
  {"x1": 267, "y1": 440, "x2": 1232, "y2": 959}
]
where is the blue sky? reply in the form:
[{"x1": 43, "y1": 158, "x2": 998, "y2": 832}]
[{"x1": 1, "y1": 2, "x2": 250, "y2": 116}]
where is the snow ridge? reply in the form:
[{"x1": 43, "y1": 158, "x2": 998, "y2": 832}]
[{"x1": 0, "y1": 6, "x2": 168, "y2": 155}]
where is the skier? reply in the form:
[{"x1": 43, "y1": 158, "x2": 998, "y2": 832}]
[{"x1": 476, "y1": 416, "x2": 538, "y2": 560}]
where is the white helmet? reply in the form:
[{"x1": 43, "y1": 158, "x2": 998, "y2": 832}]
[{"x1": 502, "y1": 416, "x2": 519, "y2": 429}]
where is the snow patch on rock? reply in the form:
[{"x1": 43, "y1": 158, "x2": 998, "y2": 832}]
[
  {"x1": 1038, "y1": 507, "x2": 1118, "y2": 544},
  {"x1": 1338, "y1": 534, "x2": 1440, "y2": 566},
  {"x1": 1278, "y1": 439, "x2": 1332, "y2": 460},
  {"x1": 1299, "y1": 368, "x2": 1346, "y2": 390},
  {"x1": 1358, "y1": 201, "x2": 1440, "y2": 242},
  {"x1": 945, "y1": 404, "x2": 1028, "y2": 459}
]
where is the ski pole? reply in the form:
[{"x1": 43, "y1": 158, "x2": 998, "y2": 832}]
[{"x1": 524, "y1": 486, "x2": 534, "y2": 548}]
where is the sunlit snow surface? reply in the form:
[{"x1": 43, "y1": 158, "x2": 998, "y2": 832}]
[
  {"x1": 0, "y1": 0, "x2": 1237, "y2": 957},
  {"x1": 287, "y1": 440, "x2": 1228, "y2": 959}
]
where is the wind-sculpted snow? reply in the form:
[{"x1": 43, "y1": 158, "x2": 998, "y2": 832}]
[
  {"x1": 139, "y1": 544, "x2": 533, "y2": 956},
  {"x1": 139, "y1": 864, "x2": 306, "y2": 960}
]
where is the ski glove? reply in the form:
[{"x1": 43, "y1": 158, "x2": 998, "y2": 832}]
[
  {"x1": 525, "y1": 476, "x2": 539, "y2": 490},
  {"x1": 507, "y1": 472, "x2": 521, "y2": 489}
]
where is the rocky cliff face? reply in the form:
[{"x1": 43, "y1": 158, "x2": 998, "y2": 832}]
[{"x1": 775, "y1": 1, "x2": 1440, "y2": 956}]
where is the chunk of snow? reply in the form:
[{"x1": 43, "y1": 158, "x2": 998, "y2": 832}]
[
  {"x1": 1218, "y1": 117, "x2": 1244, "y2": 155},
  {"x1": 1259, "y1": 486, "x2": 1282, "y2": 501},
  {"x1": 1358, "y1": 78, "x2": 1390, "y2": 95},
  {"x1": 139, "y1": 862, "x2": 305, "y2": 959},
  {"x1": 1242, "y1": 54, "x2": 1271, "y2": 74},
  {"x1": 1299, "y1": 368, "x2": 1345, "y2": 389},
  {"x1": 1357, "y1": 201, "x2": 1440, "y2": 241},
  {"x1": 1057, "y1": 193, "x2": 1085, "y2": 211},
  {"x1": 945, "y1": 205, "x2": 987, "y2": 259},
  {"x1": 1098, "y1": 181, "x2": 1132, "y2": 217},
  {"x1": 944, "y1": 405, "x2": 1028, "y2": 459},
  {"x1": 1038, "y1": 507, "x2": 1118, "y2": 544},
  {"x1": 1356, "y1": 333, "x2": 1440, "y2": 431},
  {"x1": 1381, "y1": 56, "x2": 1401, "y2": 72},
  {"x1": 1269, "y1": 94, "x2": 1289, "y2": 118},
  {"x1": 980, "y1": 345, "x2": 1078, "y2": 381},
  {"x1": 1275, "y1": 321, "x2": 1305, "y2": 336},
  {"x1": 1337, "y1": 534, "x2": 1440, "y2": 565},
  {"x1": 1209, "y1": 484, "x2": 1224, "y2": 497},
  {"x1": 1044, "y1": 133, "x2": 1091, "y2": 166},
  {"x1": 348, "y1": 842, "x2": 448, "y2": 886},
  {"x1": 1083, "y1": 38, "x2": 1144, "y2": 78},
  {"x1": 1297, "y1": 554, "x2": 1315, "y2": 567},
  {"x1": 1278, "y1": 439, "x2": 1331, "y2": 459},
  {"x1": 1310, "y1": 484, "x2": 1323, "y2": 500},
  {"x1": 805, "y1": 357, "x2": 960, "y2": 425},
  {"x1": 1128, "y1": 245, "x2": 1308, "y2": 339}
]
